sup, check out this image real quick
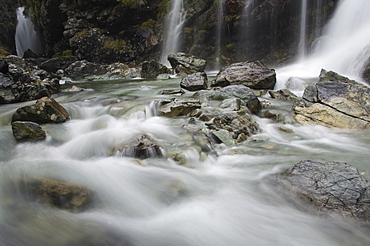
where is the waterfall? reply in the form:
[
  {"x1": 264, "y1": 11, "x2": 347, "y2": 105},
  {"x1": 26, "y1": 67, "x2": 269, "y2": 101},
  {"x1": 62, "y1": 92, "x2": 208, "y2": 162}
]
[
  {"x1": 277, "y1": 0, "x2": 370, "y2": 90},
  {"x1": 214, "y1": 0, "x2": 225, "y2": 70},
  {"x1": 15, "y1": 7, "x2": 42, "y2": 57},
  {"x1": 298, "y1": 0, "x2": 308, "y2": 60},
  {"x1": 160, "y1": 0, "x2": 186, "y2": 65}
]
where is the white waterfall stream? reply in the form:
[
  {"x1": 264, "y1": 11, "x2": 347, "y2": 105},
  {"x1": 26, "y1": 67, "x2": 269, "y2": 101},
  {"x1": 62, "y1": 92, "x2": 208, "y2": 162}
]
[
  {"x1": 160, "y1": 0, "x2": 186, "y2": 65},
  {"x1": 277, "y1": 0, "x2": 370, "y2": 91},
  {"x1": 15, "y1": 7, "x2": 42, "y2": 57},
  {"x1": 298, "y1": 0, "x2": 308, "y2": 60}
]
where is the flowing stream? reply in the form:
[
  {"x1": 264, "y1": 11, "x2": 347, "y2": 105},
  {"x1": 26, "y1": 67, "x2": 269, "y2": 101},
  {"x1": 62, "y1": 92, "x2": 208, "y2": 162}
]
[{"x1": 1, "y1": 77, "x2": 370, "y2": 245}]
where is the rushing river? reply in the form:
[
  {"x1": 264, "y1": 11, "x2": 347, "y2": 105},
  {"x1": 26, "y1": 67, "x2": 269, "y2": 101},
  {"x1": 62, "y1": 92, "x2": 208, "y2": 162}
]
[{"x1": 1, "y1": 76, "x2": 370, "y2": 245}]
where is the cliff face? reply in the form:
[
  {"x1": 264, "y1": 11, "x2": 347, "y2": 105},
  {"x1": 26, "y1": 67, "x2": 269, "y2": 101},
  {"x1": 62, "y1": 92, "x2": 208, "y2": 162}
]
[
  {"x1": 0, "y1": 0, "x2": 18, "y2": 56},
  {"x1": 19, "y1": 0, "x2": 337, "y2": 66}
]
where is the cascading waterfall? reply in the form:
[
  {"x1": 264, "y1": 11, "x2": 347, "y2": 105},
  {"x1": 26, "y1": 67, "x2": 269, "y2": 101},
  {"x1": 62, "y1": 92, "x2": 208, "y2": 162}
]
[
  {"x1": 298, "y1": 0, "x2": 308, "y2": 60},
  {"x1": 214, "y1": 0, "x2": 225, "y2": 70},
  {"x1": 160, "y1": 0, "x2": 186, "y2": 65},
  {"x1": 277, "y1": 0, "x2": 370, "y2": 90},
  {"x1": 15, "y1": 7, "x2": 42, "y2": 57}
]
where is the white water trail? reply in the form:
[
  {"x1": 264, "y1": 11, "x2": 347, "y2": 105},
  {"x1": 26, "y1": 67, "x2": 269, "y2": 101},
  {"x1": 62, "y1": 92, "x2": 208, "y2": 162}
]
[
  {"x1": 276, "y1": 0, "x2": 370, "y2": 91},
  {"x1": 160, "y1": 0, "x2": 186, "y2": 65},
  {"x1": 15, "y1": 7, "x2": 42, "y2": 57},
  {"x1": 214, "y1": 0, "x2": 225, "y2": 70},
  {"x1": 298, "y1": 0, "x2": 307, "y2": 60}
]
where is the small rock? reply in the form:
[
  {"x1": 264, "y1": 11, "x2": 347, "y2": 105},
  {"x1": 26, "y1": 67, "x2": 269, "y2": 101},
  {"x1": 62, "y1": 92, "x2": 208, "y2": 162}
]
[
  {"x1": 11, "y1": 121, "x2": 46, "y2": 142},
  {"x1": 12, "y1": 97, "x2": 70, "y2": 124},
  {"x1": 158, "y1": 98, "x2": 202, "y2": 117},
  {"x1": 180, "y1": 72, "x2": 208, "y2": 91},
  {"x1": 269, "y1": 89, "x2": 298, "y2": 100}
]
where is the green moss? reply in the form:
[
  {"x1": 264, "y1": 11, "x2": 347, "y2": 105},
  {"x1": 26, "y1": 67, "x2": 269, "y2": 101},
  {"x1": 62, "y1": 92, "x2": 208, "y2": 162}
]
[
  {"x1": 141, "y1": 18, "x2": 156, "y2": 31},
  {"x1": 103, "y1": 37, "x2": 128, "y2": 52},
  {"x1": 225, "y1": 43, "x2": 234, "y2": 49},
  {"x1": 0, "y1": 45, "x2": 9, "y2": 57},
  {"x1": 53, "y1": 50, "x2": 74, "y2": 58},
  {"x1": 117, "y1": 0, "x2": 147, "y2": 8}
]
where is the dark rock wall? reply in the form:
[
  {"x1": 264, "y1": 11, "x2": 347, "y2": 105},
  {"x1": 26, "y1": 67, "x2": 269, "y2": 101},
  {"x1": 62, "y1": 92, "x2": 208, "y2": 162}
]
[
  {"x1": 0, "y1": 0, "x2": 18, "y2": 56},
  {"x1": 14, "y1": 0, "x2": 338, "y2": 66}
]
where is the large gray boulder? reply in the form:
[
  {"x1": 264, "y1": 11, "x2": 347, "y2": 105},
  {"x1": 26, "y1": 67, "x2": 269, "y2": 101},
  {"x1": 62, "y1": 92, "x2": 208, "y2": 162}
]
[
  {"x1": 180, "y1": 72, "x2": 208, "y2": 91},
  {"x1": 12, "y1": 97, "x2": 70, "y2": 124},
  {"x1": 11, "y1": 121, "x2": 47, "y2": 142},
  {"x1": 293, "y1": 77, "x2": 370, "y2": 129},
  {"x1": 264, "y1": 160, "x2": 370, "y2": 220},
  {"x1": 211, "y1": 61, "x2": 276, "y2": 89},
  {"x1": 168, "y1": 52, "x2": 207, "y2": 75},
  {"x1": 64, "y1": 60, "x2": 107, "y2": 80}
]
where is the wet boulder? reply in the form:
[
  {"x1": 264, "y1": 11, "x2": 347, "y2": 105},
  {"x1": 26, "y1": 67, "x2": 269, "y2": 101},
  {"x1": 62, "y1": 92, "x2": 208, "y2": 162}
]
[
  {"x1": 207, "y1": 112, "x2": 260, "y2": 144},
  {"x1": 38, "y1": 57, "x2": 78, "y2": 73},
  {"x1": 264, "y1": 160, "x2": 370, "y2": 220},
  {"x1": 24, "y1": 178, "x2": 93, "y2": 212},
  {"x1": 211, "y1": 61, "x2": 276, "y2": 90},
  {"x1": 363, "y1": 61, "x2": 370, "y2": 84},
  {"x1": 168, "y1": 52, "x2": 207, "y2": 75},
  {"x1": 11, "y1": 121, "x2": 46, "y2": 142},
  {"x1": 158, "y1": 98, "x2": 202, "y2": 117},
  {"x1": 12, "y1": 97, "x2": 70, "y2": 124},
  {"x1": 64, "y1": 60, "x2": 107, "y2": 80},
  {"x1": 112, "y1": 134, "x2": 163, "y2": 159},
  {"x1": 293, "y1": 78, "x2": 370, "y2": 129},
  {"x1": 180, "y1": 72, "x2": 208, "y2": 91},
  {"x1": 141, "y1": 60, "x2": 169, "y2": 79}
]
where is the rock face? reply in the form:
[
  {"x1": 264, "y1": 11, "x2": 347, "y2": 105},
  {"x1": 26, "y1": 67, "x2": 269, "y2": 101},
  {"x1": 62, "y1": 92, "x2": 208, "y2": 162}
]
[
  {"x1": 113, "y1": 134, "x2": 163, "y2": 159},
  {"x1": 293, "y1": 78, "x2": 370, "y2": 129},
  {"x1": 11, "y1": 121, "x2": 47, "y2": 142},
  {"x1": 265, "y1": 160, "x2": 370, "y2": 220},
  {"x1": 25, "y1": 178, "x2": 93, "y2": 212},
  {"x1": 12, "y1": 97, "x2": 70, "y2": 124},
  {"x1": 168, "y1": 53, "x2": 207, "y2": 75},
  {"x1": 211, "y1": 61, "x2": 276, "y2": 90},
  {"x1": 158, "y1": 98, "x2": 202, "y2": 117},
  {"x1": 362, "y1": 60, "x2": 370, "y2": 84},
  {"x1": 141, "y1": 60, "x2": 169, "y2": 79},
  {"x1": 180, "y1": 72, "x2": 208, "y2": 91}
]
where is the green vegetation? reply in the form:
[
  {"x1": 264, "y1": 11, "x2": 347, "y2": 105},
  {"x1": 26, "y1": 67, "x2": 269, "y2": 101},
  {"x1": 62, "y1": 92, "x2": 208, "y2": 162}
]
[
  {"x1": 53, "y1": 50, "x2": 74, "y2": 58},
  {"x1": 0, "y1": 45, "x2": 9, "y2": 57},
  {"x1": 103, "y1": 37, "x2": 129, "y2": 52}
]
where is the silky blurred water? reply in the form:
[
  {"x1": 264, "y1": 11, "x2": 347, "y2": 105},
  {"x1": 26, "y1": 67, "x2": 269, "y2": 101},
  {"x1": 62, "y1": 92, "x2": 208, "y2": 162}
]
[{"x1": 1, "y1": 76, "x2": 370, "y2": 245}]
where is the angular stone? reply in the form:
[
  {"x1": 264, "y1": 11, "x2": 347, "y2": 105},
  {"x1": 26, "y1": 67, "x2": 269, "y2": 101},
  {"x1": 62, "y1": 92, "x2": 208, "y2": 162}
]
[
  {"x1": 264, "y1": 160, "x2": 370, "y2": 220},
  {"x1": 294, "y1": 80, "x2": 370, "y2": 129},
  {"x1": 180, "y1": 72, "x2": 208, "y2": 91},
  {"x1": 269, "y1": 89, "x2": 298, "y2": 100},
  {"x1": 158, "y1": 98, "x2": 201, "y2": 117},
  {"x1": 211, "y1": 61, "x2": 276, "y2": 89},
  {"x1": 11, "y1": 121, "x2": 46, "y2": 142},
  {"x1": 65, "y1": 60, "x2": 107, "y2": 80},
  {"x1": 12, "y1": 97, "x2": 70, "y2": 124},
  {"x1": 168, "y1": 52, "x2": 207, "y2": 75}
]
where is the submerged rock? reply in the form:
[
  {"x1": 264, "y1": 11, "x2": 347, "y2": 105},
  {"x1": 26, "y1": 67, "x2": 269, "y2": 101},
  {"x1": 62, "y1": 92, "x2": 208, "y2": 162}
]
[
  {"x1": 112, "y1": 134, "x2": 163, "y2": 159},
  {"x1": 12, "y1": 97, "x2": 70, "y2": 124},
  {"x1": 11, "y1": 121, "x2": 46, "y2": 142},
  {"x1": 211, "y1": 61, "x2": 276, "y2": 90},
  {"x1": 24, "y1": 178, "x2": 93, "y2": 212},
  {"x1": 293, "y1": 79, "x2": 370, "y2": 129},
  {"x1": 168, "y1": 52, "x2": 207, "y2": 75},
  {"x1": 180, "y1": 72, "x2": 208, "y2": 91},
  {"x1": 264, "y1": 160, "x2": 370, "y2": 220}
]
